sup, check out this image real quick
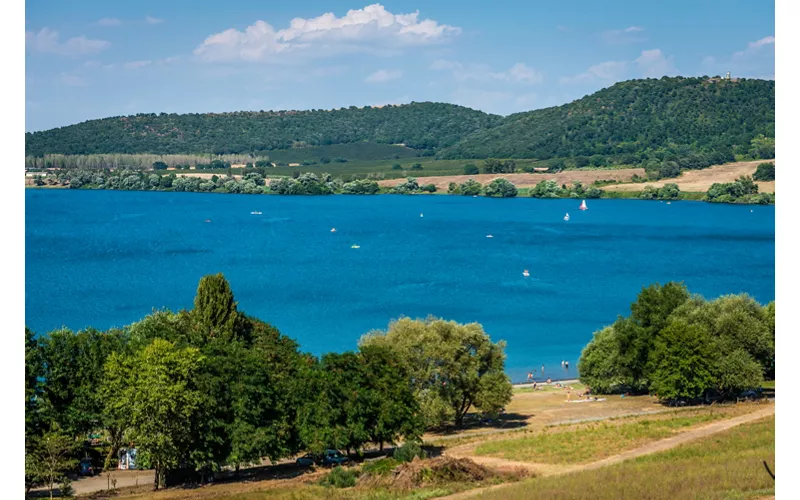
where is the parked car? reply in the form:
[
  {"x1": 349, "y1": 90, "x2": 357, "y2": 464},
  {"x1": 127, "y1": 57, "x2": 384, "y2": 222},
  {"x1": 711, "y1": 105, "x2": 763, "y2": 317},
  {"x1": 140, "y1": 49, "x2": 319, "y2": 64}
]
[
  {"x1": 295, "y1": 450, "x2": 349, "y2": 467},
  {"x1": 78, "y1": 458, "x2": 98, "y2": 476},
  {"x1": 320, "y1": 449, "x2": 349, "y2": 467},
  {"x1": 295, "y1": 453, "x2": 318, "y2": 467}
]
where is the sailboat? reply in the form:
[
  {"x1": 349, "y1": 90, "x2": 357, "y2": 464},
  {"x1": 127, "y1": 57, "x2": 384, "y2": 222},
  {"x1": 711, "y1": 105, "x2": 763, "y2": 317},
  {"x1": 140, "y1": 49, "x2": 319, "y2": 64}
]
[
  {"x1": 579, "y1": 200, "x2": 588, "y2": 211},
  {"x1": 522, "y1": 269, "x2": 530, "y2": 277},
  {"x1": 420, "y1": 213, "x2": 424, "y2": 218},
  {"x1": 331, "y1": 228, "x2": 337, "y2": 233},
  {"x1": 564, "y1": 213, "x2": 570, "y2": 221}
]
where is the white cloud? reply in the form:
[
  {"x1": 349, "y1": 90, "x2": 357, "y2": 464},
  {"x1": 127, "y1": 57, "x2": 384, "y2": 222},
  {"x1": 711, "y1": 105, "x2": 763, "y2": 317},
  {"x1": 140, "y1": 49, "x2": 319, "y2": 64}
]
[
  {"x1": 96, "y1": 18, "x2": 122, "y2": 27},
  {"x1": 365, "y1": 69, "x2": 402, "y2": 83},
  {"x1": 123, "y1": 60, "x2": 152, "y2": 69},
  {"x1": 26, "y1": 28, "x2": 110, "y2": 56},
  {"x1": 560, "y1": 60, "x2": 628, "y2": 84},
  {"x1": 146, "y1": 16, "x2": 164, "y2": 25},
  {"x1": 602, "y1": 26, "x2": 647, "y2": 44},
  {"x1": 194, "y1": 3, "x2": 460, "y2": 62},
  {"x1": 635, "y1": 49, "x2": 677, "y2": 77},
  {"x1": 431, "y1": 60, "x2": 542, "y2": 85},
  {"x1": 734, "y1": 35, "x2": 774, "y2": 58},
  {"x1": 58, "y1": 73, "x2": 87, "y2": 87}
]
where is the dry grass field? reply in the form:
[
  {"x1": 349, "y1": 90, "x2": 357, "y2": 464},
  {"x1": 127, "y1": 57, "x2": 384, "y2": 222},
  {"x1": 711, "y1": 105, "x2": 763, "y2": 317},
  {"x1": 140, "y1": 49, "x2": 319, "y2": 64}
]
[{"x1": 604, "y1": 160, "x2": 775, "y2": 194}]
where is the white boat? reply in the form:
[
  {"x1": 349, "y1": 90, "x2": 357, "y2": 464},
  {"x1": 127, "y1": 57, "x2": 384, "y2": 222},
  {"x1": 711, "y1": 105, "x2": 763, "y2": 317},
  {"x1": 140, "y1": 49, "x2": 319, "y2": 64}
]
[
  {"x1": 420, "y1": 213, "x2": 424, "y2": 217},
  {"x1": 351, "y1": 244, "x2": 360, "y2": 249},
  {"x1": 579, "y1": 200, "x2": 588, "y2": 211},
  {"x1": 666, "y1": 201, "x2": 671, "y2": 205},
  {"x1": 523, "y1": 270, "x2": 530, "y2": 277},
  {"x1": 486, "y1": 234, "x2": 493, "y2": 238},
  {"x1": 331, "y1": 228, "x2": 337, "y2": 233},
  {"x1": 251, "y1": 211, "x2": 262, "y2": 215},
  {"x1": 564, "y1": 213, "x2": 570, "y2": 221}
]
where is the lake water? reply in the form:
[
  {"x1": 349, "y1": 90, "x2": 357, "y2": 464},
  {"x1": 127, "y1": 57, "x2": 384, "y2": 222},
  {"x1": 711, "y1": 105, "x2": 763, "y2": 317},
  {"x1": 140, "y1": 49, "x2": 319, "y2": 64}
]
[{"x1": 25, "y1": 190, "x2": 775, "y2": 383}]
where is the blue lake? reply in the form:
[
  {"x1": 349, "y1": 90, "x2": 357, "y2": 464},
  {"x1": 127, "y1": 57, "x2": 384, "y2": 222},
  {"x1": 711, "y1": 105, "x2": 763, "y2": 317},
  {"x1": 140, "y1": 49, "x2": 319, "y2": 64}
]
[{"x1": 25, "y1": 190, "x2": 775, "y2": 383}]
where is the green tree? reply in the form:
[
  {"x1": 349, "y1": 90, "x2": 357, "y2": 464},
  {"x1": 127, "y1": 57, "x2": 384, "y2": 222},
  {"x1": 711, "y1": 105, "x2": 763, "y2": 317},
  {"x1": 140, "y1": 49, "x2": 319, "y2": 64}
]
[
  {"x1": 459, "y1": 179, "x2": 483, "y2": 196},
  {"x1": 193, "y1": 273, "x2": 239, "y2": 339},
  {"x1": 152, "y1": 161, "x2": 168, "y2": 170},
  {"x1": 649, "y1": 320, "x2": 717, "y2": 400},
  {"x1": 577, "y1": 327, "x2": 624, "y2": 394},
  {"x1": 463, "y1": 164, "x2": 479, "y2": 175},
  {"x1": 447, "y1": 182, "x2": 460, "y2": 194},
  {"x1": 360, "y1": 317, "x2": 512, "y2": 428},
  {"x1": 530, "y1": 179, "x2": 562, "y2": 198},
  {"x1": 483, "y1": 178, "x2": 518, "y2": 198},
  {"x1": 104, "y1": 339, "x2": 204, "y2": 490},
  {"x1": 753, "y1": 162, "x2": 775, "y2": 181},
  {"x1": 27, "y1": 430, "x2": 78, "y2": 500}
]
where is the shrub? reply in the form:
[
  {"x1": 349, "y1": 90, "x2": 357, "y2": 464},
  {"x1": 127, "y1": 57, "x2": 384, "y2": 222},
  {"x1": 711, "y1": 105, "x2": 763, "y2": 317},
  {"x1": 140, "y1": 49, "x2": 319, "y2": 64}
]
[
  {"x1": 753, "y1": 162, "x2": 775, "y2": 181},
  {"x1": 484, "y1": 178, "x2": 518, "y2": 198},
  {"x1": 392, "y1": 164, "x2": 402, "y2": 170},
  {"x1": 447, "y1": 182, "x2": 460, "y2": 194},
  {"x1": 361, "y1": 457, "x2": 400, "y2": 477},
  {"x1": 394, "y1": 441, "x2": 427, "y2": 463},
  {"x1": 320, "y1": 466, "x2": 358, "y2": 488},
  {"x1": 459, "y1": 179, "x2": 482, "y2": 196},
  {"x1": 420, "y1": 184, "x2": 437, "y2": 193},
  {"x1": 411, "y1": 163, "x2": 424, "y2": 171},
  {"x1": 463, "y1": 164, "x2": 479, "y2": 175},
  {"x1": 333, "y1": 157, "x2": 348, "y2": 163}
]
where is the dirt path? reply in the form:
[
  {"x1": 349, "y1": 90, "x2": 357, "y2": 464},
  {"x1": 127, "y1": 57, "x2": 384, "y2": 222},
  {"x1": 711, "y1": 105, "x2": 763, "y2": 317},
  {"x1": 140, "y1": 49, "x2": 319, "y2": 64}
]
[{"x1": 443, "y1": 403, "x2": 775, "y2": 499}]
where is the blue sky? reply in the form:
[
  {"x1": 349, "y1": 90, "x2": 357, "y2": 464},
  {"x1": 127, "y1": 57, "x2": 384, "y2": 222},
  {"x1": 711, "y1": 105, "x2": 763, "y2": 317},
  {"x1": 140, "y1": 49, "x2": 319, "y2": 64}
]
[{"x1": 25, "y1": 0, "x2": 775, "y2": 132}]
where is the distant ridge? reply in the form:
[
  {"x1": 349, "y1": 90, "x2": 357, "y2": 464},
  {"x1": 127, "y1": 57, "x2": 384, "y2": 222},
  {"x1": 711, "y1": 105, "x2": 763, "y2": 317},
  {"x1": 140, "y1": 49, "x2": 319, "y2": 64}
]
[{"x1": 25, "y1": 76, "x2": 774, "y2": 162}]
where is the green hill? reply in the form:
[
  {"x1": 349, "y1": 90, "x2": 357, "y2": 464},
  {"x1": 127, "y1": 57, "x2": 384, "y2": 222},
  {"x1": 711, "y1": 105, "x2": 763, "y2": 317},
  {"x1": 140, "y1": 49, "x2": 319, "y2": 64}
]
[
  {"x1": 441, "y1": 76, "x2": 775, "y2": 162},
  {"x1": 25, "y1": 77, "x2": 774, "y2": 165},
  {"x1": 24, "y1": 102, "x2": 502, "y2": 157}
]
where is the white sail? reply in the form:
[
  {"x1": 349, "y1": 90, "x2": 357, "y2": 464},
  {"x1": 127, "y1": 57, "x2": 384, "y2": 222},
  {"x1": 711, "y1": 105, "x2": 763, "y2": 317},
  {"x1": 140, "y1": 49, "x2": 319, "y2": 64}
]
[{"x1": 579, "y1": 200, "x2": 587, "y2": 210}]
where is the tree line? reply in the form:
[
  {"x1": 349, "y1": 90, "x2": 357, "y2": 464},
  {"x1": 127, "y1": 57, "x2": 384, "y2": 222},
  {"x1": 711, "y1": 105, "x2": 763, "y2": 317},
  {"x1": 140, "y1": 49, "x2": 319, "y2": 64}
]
[
  {"x1": 25, "y1": 275, "x2": 512, "y2": 494},
  {"x1": 578, "y1": 282, "x2": 774, "y2": 401},
  {"x1": 26, "y1": 78, "x2": 773, "y2": 167},
  {"x1": 705, "y1": 175, "x2": 774, "y2": 204}
]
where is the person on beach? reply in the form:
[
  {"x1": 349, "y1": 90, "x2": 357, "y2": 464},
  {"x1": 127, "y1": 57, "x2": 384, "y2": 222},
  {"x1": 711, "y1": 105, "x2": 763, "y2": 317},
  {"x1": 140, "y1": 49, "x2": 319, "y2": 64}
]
[
  {"x1": 527, "y1": 372, "x2": 533, "y2": 383},
  {"x1": 565, "y1": 360, "x2": 569, "y2": 370},
  {"x1": 541, "y1": 365, "x2": 545, "y2": 376}
]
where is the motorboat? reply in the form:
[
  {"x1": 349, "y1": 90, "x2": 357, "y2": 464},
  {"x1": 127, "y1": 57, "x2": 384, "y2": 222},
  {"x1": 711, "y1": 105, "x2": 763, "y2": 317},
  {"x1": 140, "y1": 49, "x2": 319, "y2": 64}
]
[{"x1": 523, "y1": 270, "x2": 530, "y2": 277}]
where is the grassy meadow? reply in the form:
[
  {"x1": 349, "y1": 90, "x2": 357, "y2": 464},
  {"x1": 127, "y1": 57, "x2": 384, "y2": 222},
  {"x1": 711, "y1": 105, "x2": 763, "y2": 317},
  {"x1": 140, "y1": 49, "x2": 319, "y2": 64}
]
[{"x1": 474, "y1": 415, "x2": 775, "y2": 500}]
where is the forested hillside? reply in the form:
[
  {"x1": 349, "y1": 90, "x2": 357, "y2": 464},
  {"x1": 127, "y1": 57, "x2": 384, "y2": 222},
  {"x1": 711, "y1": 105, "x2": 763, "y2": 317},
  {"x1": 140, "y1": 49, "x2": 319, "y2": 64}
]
[
  {"x1": 25, "y1": 103, "x2": 501, "y2": 156},
  {"x1": 441, "y1": 77, "x2": 775, "y2": 161},
  {"x1": 25, "y1": 77, "x2": 774, "y2": 163}
]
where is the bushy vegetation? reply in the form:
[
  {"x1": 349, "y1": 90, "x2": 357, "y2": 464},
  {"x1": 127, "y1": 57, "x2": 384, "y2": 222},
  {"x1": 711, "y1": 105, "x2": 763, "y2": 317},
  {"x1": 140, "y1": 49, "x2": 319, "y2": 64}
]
[
  {"x1": 752, "y1": 162, "x2": 775, "y2": 181},
  {"x1": 360, "y1": 317, "x2": 513, "y2": 428},
  {"x1": 483, "y1": 178, "x2": 518, "y2": 198},
  {"x1": 482, "y1": 158, "x2": 516, "y2": 174},
  {"x1": 319, "y1": 466, "x2": 358, "y2": 488},
  {"x1": 458, "y1": 179, "x2": 483, "y2": 196},
  {"x1": 393, "y1": 442, "x2": 427, "y2": 463},
  {"x1": 705, "y1": 175, "x2": 774, "y2": 204},
  {"x1": 529, "y1": 180, "x2": 602, "y2": 199},
  {"x1": 577, "y1": 282, "x2": 774, "y2": 401},
  {"x1": 26, "y1": 79, "x2": 774, "y2": 171},
  {"x1": 639, "y1": 183, "x2": 680, "y2": 200},
  {"x1": 441, "y1": 77, "x2": 774, "y2": 163},
  {"x1": 26, "y1": 276, "x2": 511, "y2": 492},
  {"x1": 26, "y1": 102, "x2": 501, "y2": 156}
]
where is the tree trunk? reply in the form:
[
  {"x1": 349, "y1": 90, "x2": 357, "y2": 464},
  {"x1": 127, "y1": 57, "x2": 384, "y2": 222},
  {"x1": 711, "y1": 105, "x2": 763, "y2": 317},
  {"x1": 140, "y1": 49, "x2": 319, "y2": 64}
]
[
  {"x1": 379, "y1": 441, "x2": 384, "y2": 452},
  {"x1": 153, "y1": 467, "x2": 159, "y2": 491}
]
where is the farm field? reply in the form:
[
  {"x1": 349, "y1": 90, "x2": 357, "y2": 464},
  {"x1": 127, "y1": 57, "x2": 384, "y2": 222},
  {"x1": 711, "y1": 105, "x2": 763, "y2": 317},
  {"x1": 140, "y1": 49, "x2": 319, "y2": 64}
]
[{"x1": 604, "y1": 160, "x2": 775, "y2": 194}]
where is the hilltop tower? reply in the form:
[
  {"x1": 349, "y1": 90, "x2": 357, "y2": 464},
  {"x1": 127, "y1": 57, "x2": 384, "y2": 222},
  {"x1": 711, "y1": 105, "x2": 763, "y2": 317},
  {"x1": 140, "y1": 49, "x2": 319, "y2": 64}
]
[{"x1": 725, "y1": 71, "x2": 731, "y2": 80}]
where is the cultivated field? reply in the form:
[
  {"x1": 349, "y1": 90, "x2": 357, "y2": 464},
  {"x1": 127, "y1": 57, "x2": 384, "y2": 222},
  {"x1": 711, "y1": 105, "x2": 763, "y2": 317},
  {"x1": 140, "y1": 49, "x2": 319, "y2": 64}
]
[
  {"x1": 378, "y1": 168, "x2": 646, "y2": 190},
  {"x1": 604, "y1": 160, "x2": 775, "y2": 194}
]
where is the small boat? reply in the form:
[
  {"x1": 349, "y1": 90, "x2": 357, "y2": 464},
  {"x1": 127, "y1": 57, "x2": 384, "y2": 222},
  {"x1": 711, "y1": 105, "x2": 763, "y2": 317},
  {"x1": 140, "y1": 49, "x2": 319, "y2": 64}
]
[
  {"x1": 523, "y1": 270, "x2": 530, "y2": 277},
  {"x1": 486, "y1": 234, "x2": 493, "y2": 238},
  {"x1": 420, "y1": 213, "x2": 424, "y2": 218},
  {"x1": 666, "y1": 202, "x2": 671, "y2": 205},
  {"x1": 251, "y1": 211, "x2": 262, "y2": 215},
  {"x1": 579, "y1": 200, "x2": 588, "y2": 211},
  {"x1": 564, "y1": 213, "x2": 570, "y2": 221},
  {"x1": 750, "y1": 209, "x2": 754, "y2": 213},
  {"x1": 351, "y1": 244, "x2": 360, "y2": 249},
  {"x1": 331, "y1": 228, "x2": 337, "y2": 233},
  {"x1": 205, "y1": 219, "x2": 212, "y2": 223}
]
